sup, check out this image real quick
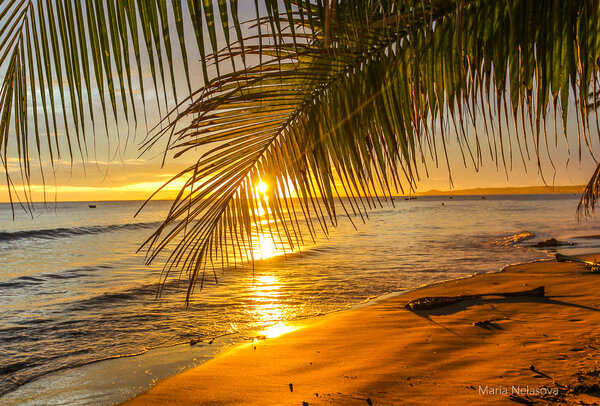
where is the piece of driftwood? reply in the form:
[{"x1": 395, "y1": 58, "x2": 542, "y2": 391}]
[
  {"x1": 472, "y1": 317, "x2": 504, "y2": 328},
  {"x1": 404, "y1": 286, "x2": 545, "y2": 311},
  {"x1": 556, "y1": 253, "x2": 600, "y2": 273}
]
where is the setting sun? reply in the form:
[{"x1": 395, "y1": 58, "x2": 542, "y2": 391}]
[{"x1": 257, "y1": 181, "x2": 268, "y2": 194}]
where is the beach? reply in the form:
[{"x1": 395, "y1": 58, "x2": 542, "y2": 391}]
[
  {"x1": 124, "y1": 255, "x2": 600, "y2": 405},
  {"x1": 2, "y1": 2, "x2": 600, "y2": 405}
]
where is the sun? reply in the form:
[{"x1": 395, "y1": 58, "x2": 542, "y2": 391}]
[{"x1": 257, "y1": 181, "x2": 268, "y2": 194}]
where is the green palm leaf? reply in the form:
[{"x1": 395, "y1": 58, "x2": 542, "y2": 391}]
[
  {"x1": 139, "y1": 0, "x2": 600, "y2": 303},
  {"x1": 2, "y1": 1, "x2": 600, "y2": 303}
]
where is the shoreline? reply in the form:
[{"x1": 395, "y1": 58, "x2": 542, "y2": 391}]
[
  {"x1": 1, "y1": 253, "x2": 555, "y2": 406},
  {"x1": 124, "y1": 254, "x2": 600, "y2": 405},
  {"x1": 2, "y1": 197, "x2": 598, "y2": 406}
]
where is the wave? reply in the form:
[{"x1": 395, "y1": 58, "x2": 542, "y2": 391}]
[
  {"x1": 0, "y1": 277, "x2": 43, "y2": 289},
  {"x1": 0, "y1": 221, "x2": 163, "y2": 243},
  {"x1": 485, "y1": 231, "x2": 535, "y2": 247},
  {"x1": 0, "y1": 266, "x2": 113, "y2": 290}
]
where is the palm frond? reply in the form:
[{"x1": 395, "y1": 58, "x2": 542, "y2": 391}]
[
  {"x1": 0, "y1": 0, "x2": 297, "y2": 209},
  {"x1": 3, "y1": 1, "x2": 600, "y2": 301},
  {"x1": 142, "y1": 0, "x2": 600, "y2": 303}
]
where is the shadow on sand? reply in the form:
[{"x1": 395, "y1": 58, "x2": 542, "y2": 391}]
[{"x1": 409, "y1": 295, "x2": 600, "y2": 318}]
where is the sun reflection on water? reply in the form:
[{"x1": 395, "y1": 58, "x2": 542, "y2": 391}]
[
  {"x1": 249, "y1": 180, "x2": 297, "y2": 261},
  {"x1": 247, "y1": 274, "x2": 297, "y2": 338},
  {"x1": 254, "y1": 234, "x2": 279, "y2": 260},
  {"x1": 242, "y1": 181, "x2": 300, "y2": 337}
]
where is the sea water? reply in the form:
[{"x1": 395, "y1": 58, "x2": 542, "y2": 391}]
[{"x1": 1, "y1": 194, "x2": 599, "y2": 405}]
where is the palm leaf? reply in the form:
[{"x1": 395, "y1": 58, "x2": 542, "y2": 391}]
[
  {"x1": 138, "y1": 0, "x2": 600, "y2": 303},
  {"x1": 0, "y1": 0, "x2": 298, "y2": 208},
  {"x1": 3, "y1": 1, "x2": 600, "y2": 302}
]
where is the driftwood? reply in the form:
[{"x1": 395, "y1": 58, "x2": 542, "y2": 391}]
[
  {"x1": 404, "y1": 286, "x2": 545, "y2": 311},
  {"x1": 556, "y1": 253, "x2": 600, "y2": 273},
  {"x1": 473, "y1": 317, "x2": 505, "y2": 328}
]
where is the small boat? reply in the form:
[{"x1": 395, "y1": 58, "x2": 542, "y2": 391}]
[
  {"x1": 88, "y1": 204, "x2": 97, "y2": 208},
  {"x1": 480, "y1": 196, "x2": 486, "y2": 200}
]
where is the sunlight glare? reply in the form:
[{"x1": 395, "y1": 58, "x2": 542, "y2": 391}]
[
  {"x1": 246, "y1": 274, "x2": 295, "y2": 338},
  {"x1": 258, "y1": 322, "x2": 298, "y2": 338},
  {"x1": 257, "y1": 275, "x2": 278, "y2": 285},
  {"x1": 257, "y1": 181, "x2": 268, "y2": 194},
  {"x1": 256, "y1": 234, "x2": 278, "y2": 259}
]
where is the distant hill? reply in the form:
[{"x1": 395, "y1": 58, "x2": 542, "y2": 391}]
[{"x1": 418, "y1": 185, "x2": 585, "y2": 196}]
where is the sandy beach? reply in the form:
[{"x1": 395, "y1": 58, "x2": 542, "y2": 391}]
[{"x1": 123, "y1": 254, "x2": 600, "y2": 405}]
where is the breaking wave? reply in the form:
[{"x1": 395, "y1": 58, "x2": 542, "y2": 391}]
[
  {"x1": 0, "y1": 221, "x2": 162, "y2": 243},
  {"x1": 485, "y1": 231, "x2": 536, "y2": 247}
]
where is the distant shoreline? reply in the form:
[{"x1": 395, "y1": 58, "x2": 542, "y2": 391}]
[
  {"x1": 417, "y1": 185, "x2": 585, "y2": 196},
  {"x1": 0, "y1": 186, "x2": 587, "y2": 204}
]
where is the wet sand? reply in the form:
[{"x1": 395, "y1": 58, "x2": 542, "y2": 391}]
[{"x1": 124, "y1": 255, "x2": 600, "y2": 405}]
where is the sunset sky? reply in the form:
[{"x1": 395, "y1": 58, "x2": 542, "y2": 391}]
[
  {"x1": 1, "y1": 89, "x2": 597, "y2": 203},
  {"x1": 1, "y1": 123, "x2": 594, "y2": 203}
]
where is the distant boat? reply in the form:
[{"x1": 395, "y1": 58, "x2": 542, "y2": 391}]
[
  {"x1": 480, "y1": 196, "x2": 486, "y2": 200},
  {"x1": 448, "y1": 196, "x2": 453, "y2": 199},
  {"x1": 88, "y1": 204, "x2": 97, "y2": 208}
]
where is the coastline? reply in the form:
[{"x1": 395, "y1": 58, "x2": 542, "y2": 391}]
[
  {"x1": 124, "y1": 254, "x2": 600, "y2": 405},
  {"x1": 0, "y1": 262, "x2": 542, "y2": 406}
]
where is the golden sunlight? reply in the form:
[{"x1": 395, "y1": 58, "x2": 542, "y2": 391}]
[
  {"x1": 246, "y1": 275, "x2": 299, "y2": 339},
  {"x1": 258, "y1": 322, "x2": 298, "y2": 339},
  {"x1": 255, "y1": 233, "x2": 278, "y2": 260},
  {"x1": 257, "y1": 181, "x2": 268, "y2": 194}
]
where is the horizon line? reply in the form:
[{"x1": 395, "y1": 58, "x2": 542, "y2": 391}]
[{"x1": 0, "y1": 184, "x2": 586, "y2": 204}]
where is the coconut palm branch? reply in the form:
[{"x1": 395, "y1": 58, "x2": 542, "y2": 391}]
[
  {"x1": 579, "y1": 85, "x2": 600, "y2": 217},
  {"x1": 2, "y1": 1, "x2": 600, "y2": 302},
  {"x1": 137, "y1": 0, "x2": 600, "y2": 302}
]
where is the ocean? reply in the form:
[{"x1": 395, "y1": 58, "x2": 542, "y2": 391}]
[{"x1": 1, "y1": 194, "x2": 599, "y2": 405}]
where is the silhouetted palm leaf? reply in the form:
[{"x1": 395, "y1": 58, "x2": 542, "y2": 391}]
[
  {"x1": 0, "y1": 0, "x2": 292, "y2": 209},
  {"x1": 139, "y1": 0, "x2": 600, "y2": 302},
  {"x1": 2, "y1": 1, "x2": 600, "y2": 302}
]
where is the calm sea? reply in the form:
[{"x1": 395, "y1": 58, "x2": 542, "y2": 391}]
[{"x1": 1, "y1": 194, "x2": 599, "y2": 405}]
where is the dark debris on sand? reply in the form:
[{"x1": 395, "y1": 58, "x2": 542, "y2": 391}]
[
  {"x1": 569, "y1": 369, "x2": 600, "y2": 397},
  {"x1": 473, "y1": 317, "x2": 505, "y2": 329},
  {"x1": 404, "y1": 286, "x2": 545, "y2": 311}
]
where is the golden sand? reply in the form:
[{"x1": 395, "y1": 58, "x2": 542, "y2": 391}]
[{"x1": 125, "y1": 255, "x2": 600, "y2": 405}]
